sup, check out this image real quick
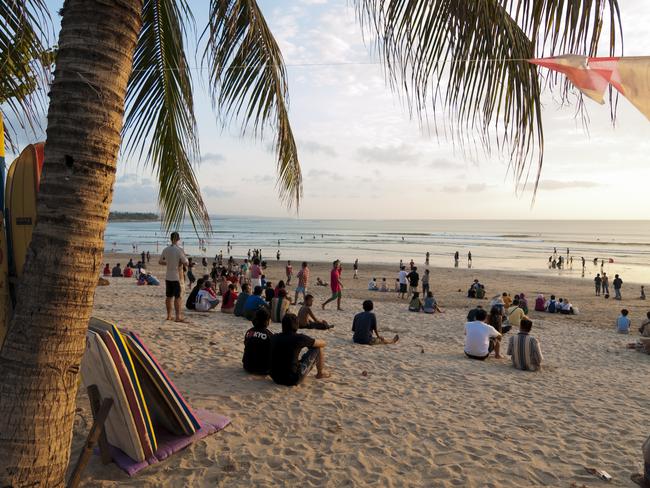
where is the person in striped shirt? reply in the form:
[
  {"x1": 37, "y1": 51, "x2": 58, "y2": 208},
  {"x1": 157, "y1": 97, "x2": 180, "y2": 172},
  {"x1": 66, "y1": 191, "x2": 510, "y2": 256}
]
[{"x1": 507, "y1": 319, "x2": 543, "y2": 371}]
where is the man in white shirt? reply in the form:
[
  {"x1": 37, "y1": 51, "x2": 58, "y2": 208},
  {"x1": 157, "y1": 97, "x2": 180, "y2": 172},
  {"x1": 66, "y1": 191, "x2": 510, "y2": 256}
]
[
  {"x1": 398, "y1": 266, "x2": 408, "y2": 299},
  {"x1": 464, "y1": 308, "x2": 502, "y2": 360},
  {"x1": 159, "y1": 232, "x2": 189, "y2": 322}
]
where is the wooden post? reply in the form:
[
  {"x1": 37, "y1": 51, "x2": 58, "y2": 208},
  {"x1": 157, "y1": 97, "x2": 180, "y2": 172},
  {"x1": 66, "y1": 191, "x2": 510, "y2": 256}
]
[
  {"x1": 87, "y1": 384, "x2": 112, "y2": 464},
  {"x1": 66, "y1": 386, "x2": 113, "y2": 488}
]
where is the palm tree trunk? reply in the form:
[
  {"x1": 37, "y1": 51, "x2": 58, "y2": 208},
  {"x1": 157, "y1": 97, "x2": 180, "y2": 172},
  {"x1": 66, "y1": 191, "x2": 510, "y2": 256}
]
[{"x1": 0, "y1": 1, "x2": 143, "y2": 486}]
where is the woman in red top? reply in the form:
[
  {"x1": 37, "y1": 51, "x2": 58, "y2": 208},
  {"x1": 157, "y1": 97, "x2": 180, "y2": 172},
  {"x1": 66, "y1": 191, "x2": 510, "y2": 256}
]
[
  {"x1": 103, "y1": 264, "x2": 111, "y2": 276},
  {"x1": 322, "y1": 260, "x2": 343, "y2": 310},
  {"x1": 221, "y1": 284, "x2": 238, "y2": 313}
]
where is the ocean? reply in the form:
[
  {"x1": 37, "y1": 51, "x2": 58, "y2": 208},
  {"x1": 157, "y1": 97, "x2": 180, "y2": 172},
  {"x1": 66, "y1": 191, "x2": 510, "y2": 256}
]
[{"x1": 105, "y1": 218, "x2": 650, "y2": 284}]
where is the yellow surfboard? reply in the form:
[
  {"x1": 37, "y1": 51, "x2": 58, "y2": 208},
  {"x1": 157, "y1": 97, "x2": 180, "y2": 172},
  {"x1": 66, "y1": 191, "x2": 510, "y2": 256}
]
[
  {"x1": 0, "y1": 114, "x2": 9, "y2": 347},
  {"x1": 6, "y1": 143, "x2": 44, "y2": 280}
]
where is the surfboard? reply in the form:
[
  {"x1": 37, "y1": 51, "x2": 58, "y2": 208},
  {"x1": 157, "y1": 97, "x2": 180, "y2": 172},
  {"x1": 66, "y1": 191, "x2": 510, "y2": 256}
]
[
  {"x1": 0, "y1": 114, "x2": 10, "y2": 347},
  {"x1": 88, "y1": 322, "x2": 155, "y2": 459},
  {"x1": 88, "y1": 317, "x2": 158, "y2": 452},
  {"x1": 125, "y1": 332, "x2": 198, "y2": 436},
  {"x1": 127, "y1": 331, "x2": 201, "y2": 431},
  {"x1": 81, "y1": 330, "x2": 145, "y2": 462},
  {"x1": 5, "y1": 143, "x2": 44, "y2": 280}
]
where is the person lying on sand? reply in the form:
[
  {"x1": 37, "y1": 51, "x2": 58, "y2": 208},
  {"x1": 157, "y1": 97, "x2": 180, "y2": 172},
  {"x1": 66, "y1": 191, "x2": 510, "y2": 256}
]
[
  {"x1": 243, "y1": 309, "x2": 273, "y2": 375},
  {"x1": 352, "y1": 300, "x2": 399, "y2": 345},
  {"x1": 464, "y1": 308, "x2": 502, "y2": 361},
  {"x1": 507, "y1": 319, "x2": 543, "y2": 371},
  {"x1": 298, "y1": 295, "x2": 333, "y2": 330},
  {"x1": 270, "y1": 313, "x2": 330, "y2": 386}
]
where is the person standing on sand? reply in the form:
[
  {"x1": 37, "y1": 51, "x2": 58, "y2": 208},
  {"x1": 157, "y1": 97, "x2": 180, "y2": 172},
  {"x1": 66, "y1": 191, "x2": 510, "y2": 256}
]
[
  {"x1": 276, "y1": 250, "x2": 281, "y2": 261},
  {"x1": 425, "y1": 252, "x2": 430, "y2": 265},
  {"x1": 594, "y1": 274, "x2": 602, "y2": 296},
  {"x1": 407, "y1": 266, "x2": 419, "y2": 294},
  {"x1": 421, "y1": 269, "x2": 430, "y2": 296},
  {"x1": 322, "y1": 260, "x2": 343, "y2": 310},
  {"x1": 159, "y1": 232, "x2": 189, "y2": 322},
  {"x1": 398, "y1": 266, "x2": 408, "y2": 299},
  {"x1": 602, "y1": 272, "x2": 610, "y2": 296},
  {"x1": 294, "y1": 262, "x2": 310, "y2": 304},
  {"x1": 285, "y1": 260, "x2": 293, "y2": 285},
  {"x1": 613, "y1": 274, "x2": 623, "y2": 300},
  {"x1": 454, "y1": 251, "x2": 459, "y2": 267},
  {"x1": 467, "y1": 251, "x2": 472, "y2": 268},
  {"x1": 353, "y1": 259, "x2": 359, "y2": 279}
]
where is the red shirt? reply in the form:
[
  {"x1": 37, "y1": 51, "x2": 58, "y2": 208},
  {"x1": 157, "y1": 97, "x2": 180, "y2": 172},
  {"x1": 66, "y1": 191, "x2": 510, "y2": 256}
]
[{"x1": 330, "y1": 268, "x2": 341, "y2": 293}]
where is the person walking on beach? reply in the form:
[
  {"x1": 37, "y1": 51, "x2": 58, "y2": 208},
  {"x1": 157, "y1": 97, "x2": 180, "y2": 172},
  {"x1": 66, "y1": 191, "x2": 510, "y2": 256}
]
[
  {"x1": 285, "y1": 260, "x2": 293, "y2": 285},
  {"x1": 159, "y1": 232, "x2": 189, "y2": 323},
  {"x1": 421, "y1": 269, "x2": 430, "y2": 296},
  {"x1": 141, "y1": 250, "x2": 146, "y2": 264},
  {"x1": 322, "y1": 260, "x2": 343, "y2": 310},
  {"x1": 294, "y1": 262, "x2": 310, "y2": 304},
  {"x1": 425, "y1": 252, "x2": 430, "y2": 265},
  {"x1": 454, "y1": 251, "x2": 459, "y2": 268},
  {"x1": 581, "y1": 256, "x2": 585, "y2": 269},
  {"x1": 353, "y1": 259, "x2": 359, "y2": 279},
  {"x1": 276, "y1": 250, "x2": 281, "y2": 261},
  {"x1": 613, "y1": 274, "x2": 623, "y2": 300},
  {"x1": 594, "y1": 274, "x2": 602, "y2": 296},
  {"x1": 467, "y1": 251, "x2": 472, "y2": 268}
]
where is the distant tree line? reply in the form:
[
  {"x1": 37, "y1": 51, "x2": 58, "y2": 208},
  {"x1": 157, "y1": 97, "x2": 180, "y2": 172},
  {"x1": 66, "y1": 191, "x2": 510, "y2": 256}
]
[{"x1": 108, "y1": 211, "x2": 159, "y2": 222}]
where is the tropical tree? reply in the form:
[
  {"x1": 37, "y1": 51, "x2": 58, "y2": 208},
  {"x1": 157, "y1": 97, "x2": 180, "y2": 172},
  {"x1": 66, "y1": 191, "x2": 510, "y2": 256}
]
[{"x1": 0, "y1": 0, "x2": 620, "y2": 486}]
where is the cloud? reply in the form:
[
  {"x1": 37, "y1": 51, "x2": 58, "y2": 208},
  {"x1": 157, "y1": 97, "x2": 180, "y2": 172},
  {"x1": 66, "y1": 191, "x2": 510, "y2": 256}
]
[
  {"x1": 537, "y1": 180, "x2": 601, "y2": 191},
  {"x1": 441, "y1": 183, "x2": 489, "y2": 193},
  {"x1": 243, "y1": 174, "x2": 274, "y2": 183},
  {"x1": 201, "y1": 152, "x2": 225, "y2": 164},
  {"x1": 357, "y1": 142, "x2": 421, "y2": 164},
  {"x1": 116, "y1": 173, "x2": 140, "y2": 184},
  {"x1": 307, "y1": 169, "x2": 342, "y2": 180},
  {"x1": 300, "y1": 140, "x2": 338, "y2": 157},
  {"x1": 202, "y1": 186, "x2": 235, "y2": 198},
  {"x1": 428, "y1": 158, "x2": 459, "y2": 170},
  {"x1": 112, "y1": 181, "x2": 157, "y2": 206}
]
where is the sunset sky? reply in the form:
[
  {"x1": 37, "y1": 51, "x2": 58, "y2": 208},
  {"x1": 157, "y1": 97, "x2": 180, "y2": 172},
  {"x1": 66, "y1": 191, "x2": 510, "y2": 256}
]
[{"x1": 10, "y1": 0, "x2": 650, "y2": 219}]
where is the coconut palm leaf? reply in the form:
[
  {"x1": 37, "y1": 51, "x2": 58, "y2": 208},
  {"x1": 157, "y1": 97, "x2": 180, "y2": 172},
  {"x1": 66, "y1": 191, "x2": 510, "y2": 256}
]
[
  {"x1": 203, "y1": 0, "x2": 302, "y2": 208},
  {"x1": 0, "y1": 0, "x2": 51, "y2": 151},
  {"x1": 355, "y1": 0, "x2": 621, "y2": 191},
  {"x1": 123, "y1": 0, "x2": 210, "y2": 231}
]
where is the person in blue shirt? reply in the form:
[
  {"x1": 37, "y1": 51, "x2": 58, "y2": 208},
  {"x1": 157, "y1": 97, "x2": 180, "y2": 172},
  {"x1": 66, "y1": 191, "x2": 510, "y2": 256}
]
[
  {"x1": 244, "y1": 286, "x2": 269, "y2": 320},
  {"x1": 616, "y1": 309, "x2": 631, "y2": 334}
]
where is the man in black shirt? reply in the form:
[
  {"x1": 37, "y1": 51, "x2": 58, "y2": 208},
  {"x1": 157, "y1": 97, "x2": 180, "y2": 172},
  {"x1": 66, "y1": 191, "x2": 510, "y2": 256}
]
[
  {"x1": 406, "y1": 266, "x2": 419, "y2": 293},
  {"x1": 270, "y1": 313, "x2": 329, "y2": 386},
  {"x1": 352, "y1": 300, "x2": 399, "y2": 345},
  {"x1": 243, "y1": 309, "x2": 274, "y2": 375},
  {"x1": 186, "y1": 278, "x2": 205, "y2": 310}
]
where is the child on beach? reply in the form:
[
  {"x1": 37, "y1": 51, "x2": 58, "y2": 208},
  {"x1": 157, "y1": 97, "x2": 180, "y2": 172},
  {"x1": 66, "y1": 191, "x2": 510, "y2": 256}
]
[
  {"x1": 298, "y1": 295, "x2": 333, "y2": 330},
  {"x1": 617, "y1": 309, "x2": 631, "y2": 334},
  {"x1": 408, "y1": 292, "x2": 422, "y2": 312},
  {"x1": 242, "y1": 309, "x2": 273, "y2": 375},
  {"x1": 368, "y1": 278, "x2": 378, "y2": 291},
  {"x1": 352, "y1": 300, "x2": 399, "y2": 345},
  {"x1": 380, "y1": 278, "x2": 388, "y2": 292}
]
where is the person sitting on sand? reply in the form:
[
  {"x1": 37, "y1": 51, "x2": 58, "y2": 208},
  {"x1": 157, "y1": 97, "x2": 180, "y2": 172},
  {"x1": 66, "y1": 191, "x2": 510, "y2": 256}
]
[
  {"x1": 103, "y1": 264, "x2": 111, "y2": 276},
  {"x1": 467, "y1": 279, "x2": 480, "y2": 298},
  {"x1": 221, "y1": 284, "x2": 238, "y2": 314},
  {"x1": 186, "y1": 278, "x2": 205, "y2": 310},
  {"x1": 467, "y1": 305, "x2": 484, "y2": 322},
  {"x1": 195, "y1": 280, "x2": 220, "y2": 312},
  {"x1": 368, "y1": 278, "x2": 378, "y2": 291},
  {"x1": 378, "y1": 278, "x2": 388, "y2": 292},
  {"x1": 408, "y1": 292, "x2": 422, "y2": 312},
  {"x1": 561, "y1": 298, "x2": 576, "y2": 314},
  {"x1": 127, "y1": 258, "x2": 134, "y2": 268},
  {"x1": 545, "y1": 295, "x2": 557, "y2": 313},
  {"x1": 316, "y1": 277, "x2": 328, "y2": 287},
  {"x1": 123, "y1": 266, "x2": 133, "y2": 278},
  {"x1": 264, "y1": 281, "x2": 275, "y2": 304},
  {"x1": 298, "y1": 294, "x2": 333, "y2": 330},
  {"x1": 534, "y1": 294, "x2": 545, "y2": 312},
  {"x1": 271, "y1": 289, "x2": 292, "y2": 323},
  {"x1": 270, "y1": 313, "x2": 330, "y2": 386},
  {"x1": 507, "y1": 318, "x2": 543, "y2": 371},
  {"x1": 518, "y1": 293, "x2": 529, "y2": 314},
  {"x1": 111, "y1": 263, "x2": 123, "y2": 277},
  {"x1": 244, "y1": 286, "x2": 269, "y2": 320},
  {"x1": 506, "y1": 299, "x2": 526, "y2": 328},
  {"x1": 242, "y1": 309, "x2": 273, "y2": 375},
  {"x1": 144, "y1": 272, "x2": 160, "y2": 286},
  {"x1": 423, "y1": 292, "x2": 443, "y2": 314},
  {"x1": 234, "y1": 283, "x2": 251, "y2": 317},
  {"x1": 464, "y1": 308, "x2": 502, "y2": 360},
  {"x1": 352, "y1": 300, "x2": 399, "y2": 345},
  {"x1": 275, "y1": 280, "x2": 288, "y2": 298},
  {"x1": 502, "y1": 292, "x2": 512, "y2": 309},
  {"x1": 488, "y1": 304, "x2": 511, "y2": 337},
  {"x1": 617, "y1": 309, "x2": 631, "y2": 334}
]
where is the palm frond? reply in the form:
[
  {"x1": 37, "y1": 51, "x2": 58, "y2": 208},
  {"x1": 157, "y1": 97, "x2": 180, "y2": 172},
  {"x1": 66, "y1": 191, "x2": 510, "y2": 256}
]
[
  {"x1": 0, "y1": 0, "x2": 51, "y2": 151},
  {"x1": 203, "y1": 0, "x2": 302, "y2": 208},
  {"x1": 355, "y1": 0, "x2": 621, "y2": 192},
  {"x1": 122, "y1": 0, "x2": 210, "y2": 232}
]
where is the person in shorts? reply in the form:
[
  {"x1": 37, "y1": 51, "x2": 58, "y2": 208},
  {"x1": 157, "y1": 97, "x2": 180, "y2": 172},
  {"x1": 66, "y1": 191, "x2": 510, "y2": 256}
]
[
  {"x1": 270, "y1": 313, "x2": 330, "y2": 386},
  {"x1": 464, "y1": 308, "x2": 502, "y2": 360},
  {"x1": 294, "y1": 261, "x2": 310, "y2": 304},
  {"x1": 352, "y1": 300, "x2": 399, "y2": 345},
  {"x1": 398, "y1": 266, "x2": 408, "y2": 299},
  {"x1": 159, "y1": 232, "x2": 189, "y2": 322},
  {"x1": 298, "y1": 295, "x2": 333, "y2": 330},
  {"x1": 322, "y1": 260, "x2": 343, "y2": 310}
]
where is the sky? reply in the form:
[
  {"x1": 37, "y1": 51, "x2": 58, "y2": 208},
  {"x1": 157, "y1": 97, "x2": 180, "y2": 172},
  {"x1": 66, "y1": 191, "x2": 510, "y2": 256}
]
[{"x1": 7, "y1": 0, "x2": 650, "y2": 220}]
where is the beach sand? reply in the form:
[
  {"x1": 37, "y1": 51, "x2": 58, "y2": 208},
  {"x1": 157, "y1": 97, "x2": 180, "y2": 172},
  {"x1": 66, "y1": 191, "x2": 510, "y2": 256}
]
[{"x1": 69, "y1": 255, "x2": 649, "y2": 487}]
